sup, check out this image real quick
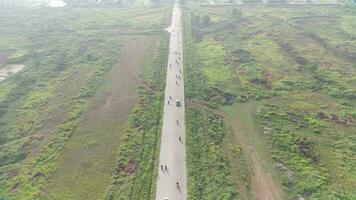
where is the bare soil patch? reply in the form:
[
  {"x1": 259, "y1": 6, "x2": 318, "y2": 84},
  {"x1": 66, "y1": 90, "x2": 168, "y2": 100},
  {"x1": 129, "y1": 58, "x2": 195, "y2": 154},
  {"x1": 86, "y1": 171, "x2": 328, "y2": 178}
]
[
  {"x1": 117, "y1": 160, "x2": 138, "y2": 174},
  {"x1": 0, "y1": 64, "x2": 25, "y2": 82},
  {"x1": 83, "y1": 36, "x2": 154, "y2": 125},
  {"x1": 222, "y1": 103, "x2": 284, "y2": 200}
]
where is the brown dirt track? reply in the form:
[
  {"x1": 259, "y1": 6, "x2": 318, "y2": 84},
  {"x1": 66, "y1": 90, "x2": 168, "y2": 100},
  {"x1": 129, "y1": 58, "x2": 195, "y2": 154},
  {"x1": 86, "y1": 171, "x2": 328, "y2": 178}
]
[{"x1": 222, "y1": 103, "x2": 284, "y2": 200}]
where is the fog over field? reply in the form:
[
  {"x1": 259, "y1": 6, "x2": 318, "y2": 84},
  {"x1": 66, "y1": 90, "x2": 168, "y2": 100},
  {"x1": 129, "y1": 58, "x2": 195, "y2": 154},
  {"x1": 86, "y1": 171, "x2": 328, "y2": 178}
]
[{"x1": 0, "y1": 0, "x2": 355, "y2": 199}]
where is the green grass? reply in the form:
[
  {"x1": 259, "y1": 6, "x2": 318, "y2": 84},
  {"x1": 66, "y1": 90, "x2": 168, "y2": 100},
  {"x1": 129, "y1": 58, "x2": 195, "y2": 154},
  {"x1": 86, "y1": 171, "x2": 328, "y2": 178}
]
[
  {"x1": 196, "y1": 41, "x2": 231, "y2": 86},
  {"x1": 183, "y1": 9, "x2": 240, "y2": 199},
  {"x1": 220, "y1": 101, "x2": 286, "y2": 199},
  {"x1": 105, "y1": 31, "x2": 169, "y2": 200},
  {"x1": 0, "y1": 5, "x2": 169, "y2": 199},
  {"x1": 183, "y1": 2, "x2": 356, "y2": 199},
  {"x1": 186, "y1": 108, "x2": 240, "y2": 200},
  {"x1": 8, "y1": 50, "x2": 28, "y2": 59}
]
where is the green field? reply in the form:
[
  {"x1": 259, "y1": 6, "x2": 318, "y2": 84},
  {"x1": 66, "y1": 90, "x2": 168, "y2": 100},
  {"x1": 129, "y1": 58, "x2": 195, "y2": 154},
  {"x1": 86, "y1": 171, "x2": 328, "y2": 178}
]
[
  {"x1": 183, "y1": 1, "x2": 356, "y2": 199},
  {"x1": 0, "y1": 2, "x2": 170, "y2": 199}
]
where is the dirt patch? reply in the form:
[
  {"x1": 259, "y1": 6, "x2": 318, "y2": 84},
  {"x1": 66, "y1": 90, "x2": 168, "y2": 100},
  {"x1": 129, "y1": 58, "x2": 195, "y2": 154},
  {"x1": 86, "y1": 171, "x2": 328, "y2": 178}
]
[
  {"x1": 30, "y1": 172, "x2": 43, "y2": 182},
  {"x1": 223, "y1": 104, "x2": 284, "y2": 200},
  {"x1": 117, "y1": 160, "x2": 138, "y2": 174},
  {"x1": 82, "y1": 36, "x2": 157, "y2": 125},
  {"x1": 250, "y1": 78, "x2": 272, "y2": 89},
  {"x1": 249, "y1": 151, "x2": 282, "y2": 200},
  {"x1": 0, "y1": 64, "x2": 25, "y2": 82},
  {"x1": 11, "y1": 182, "x2": 20, "y2": 192}
]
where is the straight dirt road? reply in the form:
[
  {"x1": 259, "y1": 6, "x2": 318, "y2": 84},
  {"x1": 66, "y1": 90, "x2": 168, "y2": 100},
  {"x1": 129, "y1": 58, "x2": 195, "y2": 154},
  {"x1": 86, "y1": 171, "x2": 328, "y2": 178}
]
[{"x1": 155, "y1": 2, "x2": 187, "y2": 200}]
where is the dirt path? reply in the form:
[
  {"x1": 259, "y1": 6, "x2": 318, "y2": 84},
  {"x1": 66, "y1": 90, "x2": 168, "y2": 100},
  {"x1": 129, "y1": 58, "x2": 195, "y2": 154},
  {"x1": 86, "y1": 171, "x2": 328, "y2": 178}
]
[
  {"x1": 249, "y1": 151, "x2": 281, "y2": 200},
  {"x1": 223, "y1": 103, "x2": 284, "y2": 200},
  {"x1": 42, "y1": 36, "x2": 158, "y2": 200},
  {"x1": 155, "y1": 2, "x2": 187, "y2": 200},
  {"x1": 228, "y1": 119, "x2": 282, "y2": 200}
]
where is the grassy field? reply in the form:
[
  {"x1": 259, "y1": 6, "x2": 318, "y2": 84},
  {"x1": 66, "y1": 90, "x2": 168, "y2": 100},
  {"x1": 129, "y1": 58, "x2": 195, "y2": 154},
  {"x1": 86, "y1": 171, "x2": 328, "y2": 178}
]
[
  {"x1": 183, "y1": 1, "x2": 355, "y2": 199},
  {"x1": 183, "y1": 6, "x2": 241, "y2": 200},
  {"x1": 0, "y1": 3, "x2": 170, "y2": 199}
]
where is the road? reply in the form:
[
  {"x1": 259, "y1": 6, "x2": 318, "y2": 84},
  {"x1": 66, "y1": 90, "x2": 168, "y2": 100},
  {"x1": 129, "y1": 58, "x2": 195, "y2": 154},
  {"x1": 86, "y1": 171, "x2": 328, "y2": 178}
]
[{"x1": 155, "y1": 2, "x2": 187, "y2": 200}]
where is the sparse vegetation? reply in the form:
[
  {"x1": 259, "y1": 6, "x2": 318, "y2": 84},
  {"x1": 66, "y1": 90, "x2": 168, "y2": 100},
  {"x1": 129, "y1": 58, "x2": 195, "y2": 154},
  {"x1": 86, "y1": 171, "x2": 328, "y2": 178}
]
[
  {"x1": 183, "y1": 8, "x2": 240, "y2": 200},
  {"x1": 183, "y1": 1, "x2": 355, "y2": 199},
  {"x1": 105, "y1": 31, "x2": 169, "y2": 200},
  {"x1": 0, "y1": 3, "x2": 169, "y2": 199},
  {"x1": 1, "y1": 0, "x2": 355, "y2": 199}
]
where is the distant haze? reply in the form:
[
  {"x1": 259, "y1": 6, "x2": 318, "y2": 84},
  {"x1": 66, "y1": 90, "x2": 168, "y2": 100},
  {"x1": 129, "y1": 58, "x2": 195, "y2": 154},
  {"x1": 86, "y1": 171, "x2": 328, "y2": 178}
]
[
  {"x1": 0, "y1": 0, "x2": 66, "y2": 7},
  {"x1": 47, "y1": 0, "x2": 66, "y2": 7}
]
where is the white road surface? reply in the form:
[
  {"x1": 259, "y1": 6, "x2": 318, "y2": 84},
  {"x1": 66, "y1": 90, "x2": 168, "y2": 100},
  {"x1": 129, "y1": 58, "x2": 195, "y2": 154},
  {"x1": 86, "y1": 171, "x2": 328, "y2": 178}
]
[{"x1": 155, "y1": 2, "x2": 187, "y2": 200}]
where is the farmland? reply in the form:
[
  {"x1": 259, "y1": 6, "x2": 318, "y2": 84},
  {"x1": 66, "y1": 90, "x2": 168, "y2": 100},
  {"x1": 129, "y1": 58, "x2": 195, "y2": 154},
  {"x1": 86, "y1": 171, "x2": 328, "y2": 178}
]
[
  {"x1": 183, "y1": 2, "x2": 355, "y2": 199},
  {"x1": 0, "y1": 2, "x2": 169, "y2": 199}
]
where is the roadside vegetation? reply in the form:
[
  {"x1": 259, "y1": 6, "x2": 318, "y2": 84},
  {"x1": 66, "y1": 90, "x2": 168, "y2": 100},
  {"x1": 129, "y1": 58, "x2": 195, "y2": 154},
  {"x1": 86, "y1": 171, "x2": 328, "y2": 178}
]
[
  {"x1": 105, "y1": 31, "x2": 169, "y2": 200},
  {"x1": 183, "y1": 1, "x2": 355, "y2": 199},
  {"x1": 183, "y1": 7, "x2": 241, "y2": 200},
  {"x1": 0, "y1": 3, "x2": 169, "y2": 199}
]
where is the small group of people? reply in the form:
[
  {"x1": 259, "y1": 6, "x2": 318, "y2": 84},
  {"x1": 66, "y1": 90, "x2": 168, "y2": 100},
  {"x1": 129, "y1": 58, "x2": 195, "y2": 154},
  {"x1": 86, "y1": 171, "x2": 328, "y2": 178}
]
[
  {"x1": 160, "y1": 166, "x2": 181, "y2": 190},
  {"x1": 162, "y1": 11, "x2": 184, "y2": 192},
  {"x1": 161, "y1": 165, "x2": 168, "y2": 171},
  {"x1": 167, "y1": 96, "x2": 174, "y2": 105}
]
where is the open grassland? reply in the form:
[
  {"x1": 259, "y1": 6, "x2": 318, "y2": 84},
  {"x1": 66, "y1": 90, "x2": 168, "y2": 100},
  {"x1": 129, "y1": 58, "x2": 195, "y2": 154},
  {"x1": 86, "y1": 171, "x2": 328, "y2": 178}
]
[
  {"x1": 183, "y1": 7, "x2": 241, "y2": 200},
  {"x1": 104, "y1": 30, "x2": 169, "y2": 200},
  {"x1": 0, "y1": 5, "x2": 169, "y2": 200},
  {"x1": 183, "y1": 1, "x2": 355, "y2": 199}
]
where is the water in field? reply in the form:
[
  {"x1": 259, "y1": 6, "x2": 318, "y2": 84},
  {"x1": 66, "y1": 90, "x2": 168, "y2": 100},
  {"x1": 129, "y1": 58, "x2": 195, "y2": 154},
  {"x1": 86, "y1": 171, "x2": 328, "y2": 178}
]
[
  {"x1": 0, "y1": 65, "x2": 25, "y2": 82},
  {"x1": 47, "y1": 0, "x2": 66, "y2": 7}
]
